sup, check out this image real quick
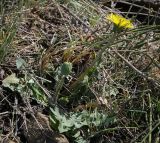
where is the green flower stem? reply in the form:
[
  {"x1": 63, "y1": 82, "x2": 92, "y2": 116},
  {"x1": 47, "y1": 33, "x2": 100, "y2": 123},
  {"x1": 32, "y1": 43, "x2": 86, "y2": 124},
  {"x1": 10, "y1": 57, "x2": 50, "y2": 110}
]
[
  {"x1": 55, "y1": 76, "x2": 64, "y2": 103},
  {"x1": 93, "y1": 32, "x2": 118, "y2": 67}
]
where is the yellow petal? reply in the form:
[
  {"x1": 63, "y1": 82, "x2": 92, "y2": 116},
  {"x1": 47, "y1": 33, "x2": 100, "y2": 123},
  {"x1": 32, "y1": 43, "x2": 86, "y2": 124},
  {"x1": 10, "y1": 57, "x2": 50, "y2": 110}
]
[{"x1": 106, "y1": 13, "x2": 134, "y2": 29}]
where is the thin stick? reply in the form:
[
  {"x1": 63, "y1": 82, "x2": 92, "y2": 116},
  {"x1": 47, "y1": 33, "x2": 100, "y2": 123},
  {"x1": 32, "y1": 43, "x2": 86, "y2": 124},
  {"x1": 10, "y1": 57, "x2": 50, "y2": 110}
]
[
  {"x1": 148, "y1": 94, "x2": 152, "y2": 143},
  {"x1": 111, "y1": 48, "x2": 160, "y2": 87}
]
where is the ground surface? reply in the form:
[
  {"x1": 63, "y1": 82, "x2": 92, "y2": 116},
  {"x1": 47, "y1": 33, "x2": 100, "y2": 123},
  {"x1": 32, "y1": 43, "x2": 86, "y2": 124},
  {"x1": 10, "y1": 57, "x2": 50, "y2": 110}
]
[{"x1": 0, "y1": 0, "x2": 160, "y2": 143}]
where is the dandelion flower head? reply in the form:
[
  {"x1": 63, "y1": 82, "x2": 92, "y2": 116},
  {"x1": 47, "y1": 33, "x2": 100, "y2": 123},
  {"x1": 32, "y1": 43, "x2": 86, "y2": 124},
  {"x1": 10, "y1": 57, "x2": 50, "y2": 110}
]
[{"x1": 106, "y1": 13, "x2": 134, "y2": 29}]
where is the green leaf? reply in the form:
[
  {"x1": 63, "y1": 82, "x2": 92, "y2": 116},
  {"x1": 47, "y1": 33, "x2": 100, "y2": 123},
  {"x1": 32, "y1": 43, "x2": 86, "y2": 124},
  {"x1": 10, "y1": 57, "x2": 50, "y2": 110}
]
[
  {"x1": 60, "y1": 62, "x2": 72, "y2": 76},
  {"x1": 82, "y1": 75, "x2": 89, "y2": 84},
  {"x1": 32, "y1": 86, "x2": 47, "y2": 104},
  {"x1": 50, "y1": 107, "x2": 74, "y2": 133},
  {"x1": 2, "y1": 73, "x2": 19, "y2": 87},
  {"x1": 50, "y1": 107, "x2": 60, "y2": 130},
  {"x1": 58, "y1": 118, "x2": 73, "y2": 133},
  {"x1": 74, "y1": 131, "x2": 87, "y2": 143},
  {"x1": 16, "y1": 57, "x2": 26, "y2": 69}
]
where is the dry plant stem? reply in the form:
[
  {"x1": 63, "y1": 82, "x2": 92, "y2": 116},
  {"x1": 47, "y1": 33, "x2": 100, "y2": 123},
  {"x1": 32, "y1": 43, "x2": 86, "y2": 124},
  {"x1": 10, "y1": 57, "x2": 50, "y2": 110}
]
[
  {"x1": 131, "y1": 120, "x2": 160, "y2": 143},
  {"x1": 94, "y1": 34, "x2": 117, "y2": 67},
  {"x1": 148, "y1": 94, "x2": 152, "y2": 143},
  {"x1": 86, "y1": 23, "x2": 111, "y2": 41},
  {"x1": 61, "y1": 5, "x2": 93, "y2": 33},
  {"x1": 0, "y1": 111, "x2": 9, "y2": 115},
  {"x1": 111, "y1": 48, "x2": 160, "y2": 88},
  {"x1": 119, "y1": 0, "x2": 160, "y2": 16},
  {"x1": 93, "y1": 127, "x2": 137, "y2": 137}
]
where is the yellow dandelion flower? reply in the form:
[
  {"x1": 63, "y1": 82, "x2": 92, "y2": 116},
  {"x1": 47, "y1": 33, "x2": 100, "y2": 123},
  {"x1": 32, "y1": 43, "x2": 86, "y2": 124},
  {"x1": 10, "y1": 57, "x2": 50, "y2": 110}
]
[{"x1": 106, "y1": 13, "x2": 134, "y2": 29}]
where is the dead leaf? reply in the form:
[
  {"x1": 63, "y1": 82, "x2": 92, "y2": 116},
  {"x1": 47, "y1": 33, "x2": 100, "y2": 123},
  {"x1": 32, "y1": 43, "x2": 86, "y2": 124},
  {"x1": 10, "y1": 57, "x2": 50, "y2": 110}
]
[{"x1": 2, "y1": 73, "x2": 19, "y2": 87}]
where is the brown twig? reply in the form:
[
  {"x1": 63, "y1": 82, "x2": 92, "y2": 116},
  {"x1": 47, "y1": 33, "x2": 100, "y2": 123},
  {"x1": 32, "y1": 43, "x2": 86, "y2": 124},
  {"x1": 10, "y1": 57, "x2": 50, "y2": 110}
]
[{"x1": 111, "y1": 48, "x2": 160, "y2": 87}]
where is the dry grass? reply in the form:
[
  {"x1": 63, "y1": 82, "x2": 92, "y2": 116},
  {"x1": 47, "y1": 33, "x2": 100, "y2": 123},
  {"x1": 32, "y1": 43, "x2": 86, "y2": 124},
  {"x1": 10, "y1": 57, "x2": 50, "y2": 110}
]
[{"x1": 0, "y1": 0, "x2": 160, "y2": 143}]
